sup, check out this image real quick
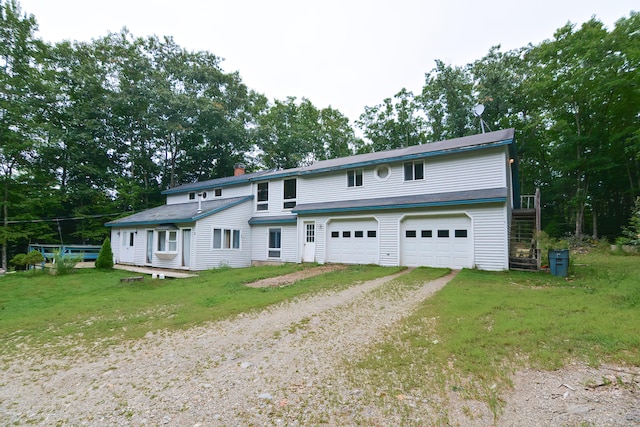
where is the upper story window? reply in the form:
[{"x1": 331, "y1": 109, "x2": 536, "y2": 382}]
[
  {"x1": 189, "y1": 192, "x2": 196, "y2": 200},
  {"x1": 404, "y1": 161, "x2": 424, "y2": 181},
  {"x1": 347, "y1": 169, "x2": 363, "y2": 187},
  {"x1": 257, "y1": 182, "x2": 269, "y2": 211},
  {"x1": 283, "y1": 178, "x2": 297, "y2": 209},
  {"x1": 214, "y1": 188, "x2": 222, "y2": 197}
]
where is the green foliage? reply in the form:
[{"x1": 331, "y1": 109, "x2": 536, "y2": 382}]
[
  {"x1": 619, "y1": 197, "x2": 640, "y2": 245},
  {"x1": 25, "y1": 250, "x2": 44, "y2": 268},
  {"x1": 9, "y1": 252, "x2": 27, "y2": 270},
  {"x1": 95, "y1": 237, "x2": 114, "y2": 269},
  {"x1": 356, "y1": 88, "x2": 427, "y2": 151},
  {"x1": 51, "y1": 250, "x2": 81, "y2": 275},
  {"x1": 0, "y1": 264, "x2": 400, "y2": 356}
]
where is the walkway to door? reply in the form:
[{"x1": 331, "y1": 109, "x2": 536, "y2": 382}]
[{"x1": 114, "y1": 264, "x2": 197, "y2": 279}]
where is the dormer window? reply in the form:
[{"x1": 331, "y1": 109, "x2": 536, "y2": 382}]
[
  {"x1": 404, "y1": 161, "x2": 424, "y2": 181},
  {"x1": 347, "y1": 169, "x2": 363, "y2": 187},
  {"x1": 283, "y1": 178, "x2": 296, "y2": 209}
]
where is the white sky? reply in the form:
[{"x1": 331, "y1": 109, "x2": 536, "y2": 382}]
[{"x1": 17, "y1": 0, "x2": 639, "y2": 124}]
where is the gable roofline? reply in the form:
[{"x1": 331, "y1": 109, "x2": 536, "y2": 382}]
[
  {"x1": 105, "y1": 196, "x2": 253, "y2": 227},
  {"x1": 161, "y1": 170, "x2": 273, "y2": 195},
  {"x1": 251, "y1": 128, "x2": 515, "y2": 181}
]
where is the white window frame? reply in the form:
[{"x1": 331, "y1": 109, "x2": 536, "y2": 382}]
[
  {"x1": 404, "y1": 161, "x2": 424, "y2": 181},
  {"x1": 212, "y1": 227, "x2": 241, "y2": 249},
  {"x1": 268, "y1": 228, "x2": 281, "y2": 258},
  {"x1": 156, "y1": 230, "x2": 177, "y2": 253},
  {"x1": 283, "y1": 178, "x2": 297, "y2": 209},
  {"x1": 347, "y1": 169, "x2": 363, "y2": 187},
  {"x1": 257, "y1": 182, "x2": 269, "y2": 211}
]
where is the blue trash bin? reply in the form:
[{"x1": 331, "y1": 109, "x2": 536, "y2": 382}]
[{"x1": 548, "y1": 249, "x2": 569, "y2": 277}]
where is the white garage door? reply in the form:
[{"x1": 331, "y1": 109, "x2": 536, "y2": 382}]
[
  {"x1": 401, "y1": 216, "x2": 473, "y2": 269},
  {"x1": 326, "y1": 218, "x2": 378, "y2": 264}
]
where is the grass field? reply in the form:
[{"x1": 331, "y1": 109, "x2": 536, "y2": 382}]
[
  {"x1": 349, "y1": 250, "x2": 640, "y2": 417},
  {"x1": 0, "y1": 263, "x2": 402, "y2": 356}
]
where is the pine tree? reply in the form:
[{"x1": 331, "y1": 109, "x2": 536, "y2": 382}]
[{"x1": 95, "y1": 237, "x2": 114, "y2": 269}]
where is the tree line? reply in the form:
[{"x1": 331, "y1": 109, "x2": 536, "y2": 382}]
[{"x1": 1, "y1": 0, "x2": 638, "y2": 269}]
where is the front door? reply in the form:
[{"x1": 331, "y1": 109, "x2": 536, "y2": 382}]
[
  {"x1": 120, "y1": 229, "x2": 136, "y2": 264},
  {"x1": 302, "y1": 222, "x2": 315, "y2": 262}
]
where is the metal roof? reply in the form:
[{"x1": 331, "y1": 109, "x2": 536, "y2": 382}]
[
  {"x1": 292, "y1": 188, "x2": 508, "y2": 215},
  {"x1": 258, "y1": 128, "x2": 515, "y2": 180},
  {"x1": 105, "y1": 196, "x2": 253, "y2": 227},
  {"x1": 162, "y1": 129, "x2": 515, "y2": 193}
]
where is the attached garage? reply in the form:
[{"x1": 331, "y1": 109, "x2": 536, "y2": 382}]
[
  {"x1": 326, "y1": 218, "x2": 379, "y2": 264},
  {"x1": 401, "y1": 215, "x2": 473, "y2": 269}
]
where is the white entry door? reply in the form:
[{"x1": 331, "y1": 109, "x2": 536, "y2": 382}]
[
  {"x1": 120, "y1": 230, "x2": 136, "y2": 264},
  {"x1": 302, "y1": 222, "x2": 315, "y2": 262}
]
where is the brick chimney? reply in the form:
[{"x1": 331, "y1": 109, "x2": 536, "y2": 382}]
[{"x1": 234, "y1": 163, "x2": 246, "y2": 176}]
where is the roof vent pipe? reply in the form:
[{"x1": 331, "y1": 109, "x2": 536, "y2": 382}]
[{"x1": 197, "y1": 192, "x2": 203, "y2": 214}]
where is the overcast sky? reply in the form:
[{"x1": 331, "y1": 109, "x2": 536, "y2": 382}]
[{"x1": 17, "y1": 0, "x2": 638, "y2": 124}]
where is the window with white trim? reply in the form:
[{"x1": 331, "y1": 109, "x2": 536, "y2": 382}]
[
  {"x1": 212, "y1": 228, "x2": 241, "y2": 249},
  {"x1": 157, "y1": 230, "x2": 177, "y2": 252},
  {"x1": 347, "y1": 169, "x2": 363, "y2": 187},
  {"x1": 283, "y1": 178, "x2": 296, "y2": 209},
  {"x1": 404, "y1": 161, "x2": 424, "y2": 181},
  {"x1": 268, "y1": 228, "x2": 281, "y2": 258},
  {"x1": 257, "y1": 182, "x2": 269, "y2": 211}
]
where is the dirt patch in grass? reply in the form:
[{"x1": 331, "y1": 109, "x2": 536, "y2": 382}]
[{"x1": 245, "y1": 264, "x2": 348, "y2": 288}]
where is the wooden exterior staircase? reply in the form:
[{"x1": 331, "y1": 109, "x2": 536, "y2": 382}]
[{"x1": 509, "y1": 189, "x2": 541, "y2": 271}]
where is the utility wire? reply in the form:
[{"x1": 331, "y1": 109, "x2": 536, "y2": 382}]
[{"x1": 4, "y1": 212, "x2": 133, "y2": 224}]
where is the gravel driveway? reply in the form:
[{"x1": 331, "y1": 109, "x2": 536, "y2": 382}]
[
  {"x1": 1, "y1": 269, "x2": 456, "y2": 426},
  {"x1": 2, "y1": 269, "x2": 638, "y2": 426}
]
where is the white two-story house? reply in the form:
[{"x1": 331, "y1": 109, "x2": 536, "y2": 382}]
[{"x1": 106, "y1": 128, "x2": 520, "y2": 271}]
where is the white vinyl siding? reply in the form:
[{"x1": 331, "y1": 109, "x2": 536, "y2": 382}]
[
  {"x1": 193, "y1": 202, "x2": 253, "y2": 269},
  {"x1": 296, "y1": 148, "x2": 507, "y2": 205},
  {"x1": 250, "y1": 224, "x2": 298, "y2": 263},
  {"x1": 470, "y1": 205, "x2": 509, "y2": 271}
]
